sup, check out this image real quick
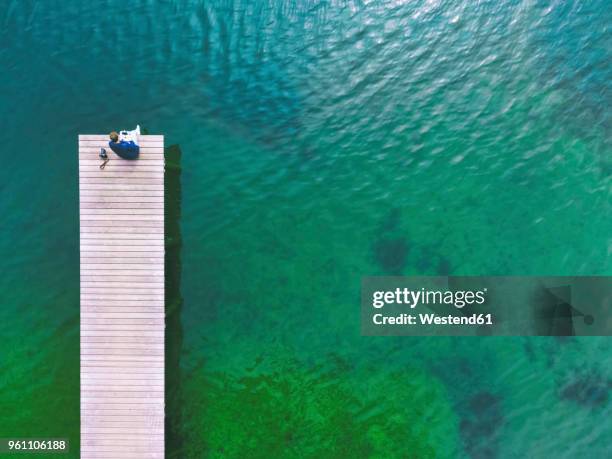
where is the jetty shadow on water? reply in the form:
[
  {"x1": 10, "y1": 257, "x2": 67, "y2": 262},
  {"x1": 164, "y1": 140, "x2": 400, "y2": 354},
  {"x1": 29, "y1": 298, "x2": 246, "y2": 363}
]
[{"x1": 165, "y1": 144, "x2": 184, "y2": 458}]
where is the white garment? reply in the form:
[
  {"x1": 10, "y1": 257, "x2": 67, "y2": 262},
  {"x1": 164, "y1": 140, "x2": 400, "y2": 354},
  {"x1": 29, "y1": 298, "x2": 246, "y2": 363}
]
[{"x1": 119, "y1": 125, "x2": 141, "y2": 144}]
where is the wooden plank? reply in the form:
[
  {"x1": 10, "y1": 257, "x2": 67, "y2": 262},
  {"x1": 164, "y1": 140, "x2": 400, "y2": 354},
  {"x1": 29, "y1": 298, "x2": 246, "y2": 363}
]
[
  {"x1": 82, "y1": 252, "x2": 162, "y2": 260},
  {"x1": 81, "y1": 198, "x2": 164, "y2": 208},
  {"x1": 80, "y1": 370, "x2": 165, "y2": 378},
  {"x1": 80, "y1": 262, "x2": 164, "y2": 268},
  {"x1": 81, "y1": 437, "x2": 164, "y2": 445},
  {"x1": 79, "y1": 134, "x2": 164, "y2": 459},
  {"x1": 81, "y1": 310, "x2": 165, "y2": 316},
  {"x1": 82, "y1": 326, "x2": 164, "y2": 333},
  {"x1": 81, "y1": 342, "x2": 165, "y2": 349},
  {"x1": 80, "y1": 239, "x2": 164, "y2": 245},
  {"x1": 80, "y1": 297, "x2": 164, "y2": 304},
  {"x1": 80, "y1": 237, "x2": 165, "y2": 245},
  {"x1": 80, "y1": 290, "x2": 164, "y2": 297},
  {"x1": 81, "y1": 262, "x2": 163, "y2": 269},
  {"x1": 80, "y1": 246, "x2": 164, "y2": 253},
  {"x1": 80, "y1": 158, "x2": 164, "y2": 164},
  {"x1": 81, "y1": 292, "x2": 163, "y2": 298},
  {"x1": 81, "y1": 312, "x2": 165, "y2": 318},
  {"x1": 80, "y1": 168, "x2": 163, "y2": 174},
  {"x1": 80, "y1": 218, "x2": 164, "y2": 225},
  {"x1": 81, "y1": 280, "x2": 163, "y2": 287},
  {"x1": 80, "y1": 183, "x2": 164, "y2": 191},
  {"x1": 80, "y1": 252, "x2": 163, "y2": 260},
  {"x1": 81, "y1": 246, "x2": 163, "y2": 253},
  {"x1": 79, "y1": 170, "x2": 164, "y2": 177},
  {"x1": 79, "y1": 178, "x2": 163, "y2": 186},
  {"x1": 80, "y1": 226, "x2": 163, "y2": 233},
  {"x1": 81, "y1": 308, "x2": 165, "y2": 315},
  {"x1": 81, "y1": 234, "x2": 164, "y2": 241},
  {"x1": 80, "y1": 373, "x2": 164, "y2": 380},
  {"x1": 80, "y1": 354, "x2": 164, "y2": 363},
  {"x1": 80, "y1": 208, "x2": 164, "y2": 215},
  {"x1": 80, "y1": 335, "x2": 164, "y2": 344},
  {"x1": 79, "y1": 181, "x2": 164, "y2": 187},
  {"x1": 79, "y1": 195, "x2": 164, "y2": 202},
  {"x1": 78, "y1": 171, "x2": 163, "y2": 177},
  {"x1": 78, "y1": 152, "x2": 164, "y2": 159},
  {"x1": 80, "y1": 160, "x2": 164, "y2": 166},
  {"x1": 79, "y1": 226, "x2": 163, "y2": 233},
  {"x1": 81, "y1": 267, "x2": 163, "y2": 274},
  {"x1": 80, "y1": 254, "x2": 163, "y2": 261},
  {"x1": 81, "y1": 391, "x2": 164, "y2": 398},
  {"x1": 79, "y1": 155, "x2": 164, "y2": 161},
  {"x1": 80, "y1": 257, "x2": 163, "y2": 264},
  {"x1": 79, "y1": 152, "x2": 164, "y2": 159},
  {"x1": 80, "y1": 243, "x2": 164, "y2": 249},
  {"x1": 79, "y1": 168, "x2": 163, "y2": 175},
  {"x1": 82, "y1": 378, "x2": 163, "y2": 384},
  {"x1": 80, "y1": 311, "x2": 164, "y2": 318},
  {"x1": 81, "y1": 388, "x2": 164, "y2": 396},
  {"x1": 81, "y1": 331, "x2": 164, "y2": 339},
  {"x1": 80, "y1": 361, "x2": 164, "y2": 369},
  {"x1": 81, "y1": 274, "x2": 164, "y2": 285},
  {"x1": 81, "y1": 292, "x2": 164, "y2": 299},
  {"x1": 81, "y1": 379, "x2": 164, "y2": 387},
  {"x1": 81, "y1": 285, "x2": 164, "y2": 291},
  {"x1": 80, "y1": 352, "x2": 164, "y2": 359}
]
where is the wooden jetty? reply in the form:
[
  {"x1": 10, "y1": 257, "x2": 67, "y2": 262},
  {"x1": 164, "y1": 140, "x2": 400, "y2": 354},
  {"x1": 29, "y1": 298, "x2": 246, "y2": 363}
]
[{"x1": 79, "y1": 134, "x2": 164, "y2": 458}]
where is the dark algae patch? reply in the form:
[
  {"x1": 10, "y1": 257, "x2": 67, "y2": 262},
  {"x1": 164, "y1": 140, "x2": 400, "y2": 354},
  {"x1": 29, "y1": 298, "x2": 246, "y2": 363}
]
[
  {"x1": 558, "y1": 368, "x2": 611, "y2": 408},
  {"x1": 181, "y1": 355, "x2": 460, "y2": 458},
  {"x1": 372, "y1": 208, "x2": 453, "y2": 276},
  {"x1": 459, "y1": 391, "x2": 504, "y2": 459},
  {"x1": 373, "y1": 237, "x2": 409, "y2": 275},
  {"x1": 373, "y1": 208, "x2": 409, "y2": 275}
]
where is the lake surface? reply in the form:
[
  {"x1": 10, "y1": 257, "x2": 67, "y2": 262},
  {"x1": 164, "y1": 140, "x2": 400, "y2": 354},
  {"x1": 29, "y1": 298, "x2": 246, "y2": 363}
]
[{"x1": 0, "y1": 1, "x2": 610, "y2": 457}]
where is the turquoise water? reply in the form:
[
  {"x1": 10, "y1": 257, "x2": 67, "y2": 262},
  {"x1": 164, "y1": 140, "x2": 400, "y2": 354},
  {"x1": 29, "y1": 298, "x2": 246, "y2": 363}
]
[{"x1": 1, "y1": 0, "x2": 610, "y2": 457}]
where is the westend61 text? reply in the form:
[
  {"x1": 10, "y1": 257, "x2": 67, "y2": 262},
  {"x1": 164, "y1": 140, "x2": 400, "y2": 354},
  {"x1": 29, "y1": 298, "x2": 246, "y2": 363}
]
[{"x1": 372, "y1": 313, "x2": 493, "y2": 326}]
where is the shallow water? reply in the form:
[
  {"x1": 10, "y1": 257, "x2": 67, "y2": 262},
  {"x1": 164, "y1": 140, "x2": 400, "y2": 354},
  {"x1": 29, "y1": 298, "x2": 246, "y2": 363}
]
[{"x1": 0, "y1": 1, "x2": 610, "y2": 457}]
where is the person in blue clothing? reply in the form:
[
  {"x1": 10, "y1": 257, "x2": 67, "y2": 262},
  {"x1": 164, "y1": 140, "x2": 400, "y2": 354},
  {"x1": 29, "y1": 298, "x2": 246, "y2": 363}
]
[{"x1": 108, "y1": 125, "x2": 140, "y2": 159}]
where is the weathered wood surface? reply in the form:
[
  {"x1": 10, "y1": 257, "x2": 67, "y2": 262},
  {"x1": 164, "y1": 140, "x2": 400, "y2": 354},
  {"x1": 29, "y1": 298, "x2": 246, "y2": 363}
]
[{"x1": 79, "y1": 134, "x2": 164, "y2": 459}]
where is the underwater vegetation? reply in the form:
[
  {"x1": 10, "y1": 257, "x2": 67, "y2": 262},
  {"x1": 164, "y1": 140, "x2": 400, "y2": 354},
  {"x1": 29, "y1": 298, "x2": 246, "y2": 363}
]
[
  {"x1": 459, "y1": 391, "x2": 504, "y2": 459},
  {"x1": 0, "y1": 316, "x2": 79, "y2": 459},
  {"x1": 180, "y1": 355, "x2": 460, "y2": 459},
  {"x1": 372, "y1": 208, "x2": 409, "y2": 275},
  {"x1": 372, "y1": 208, "x2": 452, "y2": 276},
  {"x1": 413, "y1": 246, "x2": 453, "y2": 277},
  {"x1": 558, "y1": 368, "x2": 611, "y2": 409},
  {"x1": 373, "y1": 237, "x2": 409, "y2": 275}
]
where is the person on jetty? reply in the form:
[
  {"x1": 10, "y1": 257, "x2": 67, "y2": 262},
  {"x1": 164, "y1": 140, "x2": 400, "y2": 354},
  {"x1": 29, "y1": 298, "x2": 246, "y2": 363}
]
[{"x1": 108, "y1": 125, "x2": 141, "y2": 160}]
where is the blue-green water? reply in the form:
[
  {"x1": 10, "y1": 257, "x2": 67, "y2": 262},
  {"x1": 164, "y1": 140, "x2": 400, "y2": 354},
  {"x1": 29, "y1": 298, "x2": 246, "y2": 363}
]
[{"x1": 1, "y1": 0, "x2": 610, "y2": 457}]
